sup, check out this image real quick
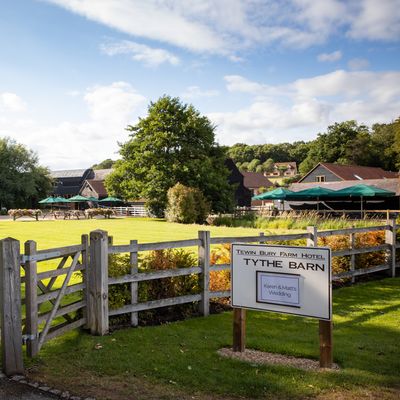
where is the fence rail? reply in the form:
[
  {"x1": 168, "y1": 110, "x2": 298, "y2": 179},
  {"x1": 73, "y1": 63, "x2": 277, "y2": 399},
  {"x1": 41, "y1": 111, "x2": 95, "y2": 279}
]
[
  {"x1": 0, "y1": 221, "x2": 398, "y2": 375},
  {"x1": 111, "y1": 206, "x2": 148, "y2": 217}
]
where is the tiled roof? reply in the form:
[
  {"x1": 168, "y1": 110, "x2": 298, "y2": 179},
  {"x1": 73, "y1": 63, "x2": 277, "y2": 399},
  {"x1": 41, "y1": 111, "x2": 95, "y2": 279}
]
[
  {"x1": 85, "y1": 180, "x2": 108, "y2": 197},
  {"x1": 274, "y1": 162, "x2": 297, "y2": 168},
  {"x1": 93, "y1": 169, "x2": 113, "y2": 180},
  {"x1": 50, "y1": 169, "x2": 90, "y2": 178},
  {"x1": 242, "y1": 171, "x2": 273, "y2": 189},
  {"x1": 290, "y1": 178, "x2": 400, "y2": 195},
  {"x1": 300, "y1": 163, "x2": 398, "y2": 182}
]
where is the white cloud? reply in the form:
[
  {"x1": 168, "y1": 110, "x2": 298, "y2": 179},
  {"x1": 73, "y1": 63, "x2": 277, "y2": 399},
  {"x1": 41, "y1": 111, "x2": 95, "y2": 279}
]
[
  {"x1": 46, "y1": 0, "x2": 400, "y2": 59},
  {"x1": 181, "y1": 86, "x2": 219, "y2": 99},
  {"x1": 210, "y1": 69, "x2": 400, "y2": 145},
  {"x1": 224, "y1": 75, "x2": 276, "y2": 96},
  {"x1": 84, "y1": 81, "x2": 146, "y2": 122},
  {"x1": 0, "y1": 83, "x2": 147, "y2": 169},
  {"x1": 347, "y1": 0, "x2": 400, "y2": 41},
  {"x1": 347, "y1": 58, "x2": 370, "y2": 71},
  {"x1": 317, "y1": 50, "x2": 342, "y2": 62},
  {"x1": 0, "y1": 92, "x2": 27, "y2": 112},
  {"x1": 101, "y1": 40, "x2": 180, "y2": 67}
]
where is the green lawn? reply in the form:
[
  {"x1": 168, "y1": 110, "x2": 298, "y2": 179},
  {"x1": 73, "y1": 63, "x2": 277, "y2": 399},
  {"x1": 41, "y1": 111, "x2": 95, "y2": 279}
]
[
  {"x1": 24, "y1": 278, "x2": 400, "y2": 400},
  {"x1": 0, "y1": 217, "x2": 275, "y2": 250}
]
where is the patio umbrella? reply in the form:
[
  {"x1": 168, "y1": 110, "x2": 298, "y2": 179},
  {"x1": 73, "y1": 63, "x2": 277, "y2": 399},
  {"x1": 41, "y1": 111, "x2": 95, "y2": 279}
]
[
  {"x1": 252, "y1": 187, "x2": 295, "y2": 200},
  {"x1": 38, "y1": 196, "x2": 58, "y2": 204},
  {"x1": 253, "y1": 187, "x2": 296, "y2": 212},
  {"x1": 68, "y1": 195, "x2": 90, "y2": 202},
  {"x1": 286, "y1": 186, "x2": 337, "y2": 211},
  {"x1": 53, "y1": 196, "x2": 71, "y2": 203},
  {"x1": 99, "y1": 196, "x2": 123, "y2": 203},
  {"x1": 86, "y1": 196, "x2": 99, "y2": 202},
  {"x1": 330, "y1": 184, "x2": 395, "y2": 217}
]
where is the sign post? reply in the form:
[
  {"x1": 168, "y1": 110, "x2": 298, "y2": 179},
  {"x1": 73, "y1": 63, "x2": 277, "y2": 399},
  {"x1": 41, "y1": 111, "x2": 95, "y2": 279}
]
[{"x1": 231, "y1": 243, "x2": 332, "y2": 367}]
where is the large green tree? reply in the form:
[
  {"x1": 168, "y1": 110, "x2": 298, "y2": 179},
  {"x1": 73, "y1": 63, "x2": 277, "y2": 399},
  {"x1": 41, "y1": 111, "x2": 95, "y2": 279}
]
[
  {"x1": 0, "y1": 137, "x2": 52, "y2": 209},
  {"x1": 299, "y1": 121, "x2": 370, "y2": 174},
  {"x1": 106, "y1": 96, "x2": 234, "y2": 216}
]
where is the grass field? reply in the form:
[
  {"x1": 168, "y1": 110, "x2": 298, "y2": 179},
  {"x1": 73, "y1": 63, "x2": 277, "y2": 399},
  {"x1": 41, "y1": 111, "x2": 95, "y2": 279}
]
[
  {"x1": 0, "y1": 217, "x2": 278, "y2": 250},
  {"x1": 24, "y1": 278, "x2": 400, "y2": 400}
]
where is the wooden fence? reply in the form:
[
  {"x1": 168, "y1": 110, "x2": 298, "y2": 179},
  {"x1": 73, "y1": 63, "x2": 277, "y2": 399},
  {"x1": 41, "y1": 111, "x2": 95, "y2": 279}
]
[
  {"x1": 0, "y1": 221, "x2": 398, "y2": 375},
  {"x1": 111, "y1": 206, "x2": 148, "y2": 217}
]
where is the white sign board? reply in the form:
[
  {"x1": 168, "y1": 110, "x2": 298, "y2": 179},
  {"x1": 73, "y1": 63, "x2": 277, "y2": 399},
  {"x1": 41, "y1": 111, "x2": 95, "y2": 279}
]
[{"x1": 231, "y1": 244, "x2": 331, "y2": 320}]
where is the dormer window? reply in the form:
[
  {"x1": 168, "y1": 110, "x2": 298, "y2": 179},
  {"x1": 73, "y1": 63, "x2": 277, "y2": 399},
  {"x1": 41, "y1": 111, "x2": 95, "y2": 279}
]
[{"x1": 316, "y1": 175, "x2": 326, "y2": 182}]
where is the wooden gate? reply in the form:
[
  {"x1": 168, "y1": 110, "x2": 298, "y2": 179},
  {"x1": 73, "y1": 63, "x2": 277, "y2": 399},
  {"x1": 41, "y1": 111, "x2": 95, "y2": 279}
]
[{"x1": 21, "y1": 235, "x2": 89, "y2": 357}]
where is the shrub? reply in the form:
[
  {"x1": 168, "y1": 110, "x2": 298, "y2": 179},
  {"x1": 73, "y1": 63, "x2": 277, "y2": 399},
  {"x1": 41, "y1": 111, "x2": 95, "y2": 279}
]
[
  {"x1": 165, "y1": 183, "x2": 210, "y2": 224},
  {"x1": 319, "y1": 231, "x2": 386, "y2": 276},
  {"x1": 210, "y1": 244, "x2": 231, "y2": 292},
  {"x1": 108, "y1": 248, "x2": 200, "y2": 326}
]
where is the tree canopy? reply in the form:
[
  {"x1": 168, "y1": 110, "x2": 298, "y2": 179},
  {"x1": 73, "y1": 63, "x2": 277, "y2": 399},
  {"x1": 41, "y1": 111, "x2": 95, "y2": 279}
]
[
  {"x1": 105, "y1": 96, "x2": 234, "y2": 216},
  {"x1": 0, "y1": 137, "x2": 52, "y2": 209},
  {"x1": 91, "y1": 158, "x2": 116, "y2": 170},
  {"x1": 227, "y1": 118, "x2": 400, "y2": 176}
]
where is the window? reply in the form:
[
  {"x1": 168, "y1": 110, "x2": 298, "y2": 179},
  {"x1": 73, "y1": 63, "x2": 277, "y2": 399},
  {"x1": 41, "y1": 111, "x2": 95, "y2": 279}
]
[{"x1": 315, "y1": 175, "x2": 326, "y2": 182}]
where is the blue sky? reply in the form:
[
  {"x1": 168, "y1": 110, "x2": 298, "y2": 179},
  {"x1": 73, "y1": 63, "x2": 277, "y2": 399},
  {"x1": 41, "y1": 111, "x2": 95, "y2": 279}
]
[{"x1": 1, "y1": 0, "x2": 399, "y2": 170}]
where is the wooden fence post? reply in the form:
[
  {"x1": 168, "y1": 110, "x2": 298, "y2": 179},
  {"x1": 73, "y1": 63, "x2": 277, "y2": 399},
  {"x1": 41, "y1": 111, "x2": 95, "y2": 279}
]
[
  {"x1": 24, "y1": 240, "x2": 39, "y2": 357},
  {"x1": 307, "y1": 226, "x2": 333, "y2": 368},
  {"x1": 0, "y1": 238, "x2": 24, "y2": 375},
  {"x1": 319, "y1": 320, "x2": 333, "y2": 368},
  {"x1": 349, "y1": 227, "x2": 356, "y2": 284},
  {"x1": 198, "y1": 231, "x2": 210, "y2": 317},
  {"x1": 385, "y1": 219, "x2": 397, "y2": 277},
  {"x1": 88, "y1": 230, "x2": 109, "y2": 335},
  {"x1": 307, "y1": 226, "x2": 318, "y2": 247},
  {"x1": 130, "y1": 240, "x2": 138, "y2": 327},
  {"x1": 233, "y1": 308, "x2": 246, "y2": 352},
  {"x1": 81, "y1": 234, "x2": 89, "y2": 330}
]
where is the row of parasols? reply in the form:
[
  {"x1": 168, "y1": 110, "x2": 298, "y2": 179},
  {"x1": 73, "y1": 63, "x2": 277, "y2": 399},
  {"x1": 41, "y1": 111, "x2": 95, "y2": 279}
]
[
  {"x1": 38, "y1": 195, "x2": 123, "y2": 205},
  {"x1": 252, "y1": 184, "x2": 396, "y2": 213}
]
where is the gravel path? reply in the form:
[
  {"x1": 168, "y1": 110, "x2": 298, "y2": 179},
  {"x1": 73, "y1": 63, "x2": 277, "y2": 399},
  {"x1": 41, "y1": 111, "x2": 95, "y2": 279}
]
[{"x1": 218, "y1": 348, "x2": 340, "y2": 371}]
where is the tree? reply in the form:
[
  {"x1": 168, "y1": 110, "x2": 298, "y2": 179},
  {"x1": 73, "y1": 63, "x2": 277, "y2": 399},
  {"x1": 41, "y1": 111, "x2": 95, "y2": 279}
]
[
  {"x1": 247, "y1": 158, "x2": 261, "y2": 172},
  {"x1": 91, "y1": 158, "x2": 116, "y2": 170},
  {"x1": 0, "y1": 137, "x2": 52, "y2": 209},
  {"x1": 299, "y1": 121, "x2": 369, "y2": 174},
  {"x1": 106, "y1": 96, "x2": 234, "y2": 216}
]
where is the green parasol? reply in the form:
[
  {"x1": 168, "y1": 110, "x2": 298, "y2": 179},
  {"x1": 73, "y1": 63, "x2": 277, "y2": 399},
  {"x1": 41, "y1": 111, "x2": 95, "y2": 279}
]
[
  {"x1": 252, "y1": 187, "x2": 295, "y2": 200},
  {"x1": 68, "y1": 195, "x2": 90, "y2": 202},
  {"x1": 99, "y1": 196, "x2": 123, "y2": 203}
]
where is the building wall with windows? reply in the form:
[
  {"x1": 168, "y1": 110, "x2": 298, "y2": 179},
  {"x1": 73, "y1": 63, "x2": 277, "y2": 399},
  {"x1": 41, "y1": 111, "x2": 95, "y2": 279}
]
[{"x1": 300, "y1": 166, "x2": 340, "y2": 183}]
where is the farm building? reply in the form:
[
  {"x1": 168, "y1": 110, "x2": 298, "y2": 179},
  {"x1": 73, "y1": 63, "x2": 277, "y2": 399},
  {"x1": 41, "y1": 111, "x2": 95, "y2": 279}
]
[
  {"x1": 50, "y1": 169, "x2": 94, "y2": 198},
  {"x1": 299, "y1": 163, "x2": 398, "y2": 183},
  {"x1": 266, "y1": 162, "x2": 298, "y2": 177},
  {"x1": 79, "y1": 169, "x2": 113, "y2": 200},
  {"x1": 225, "y1": 159, "x2": 252, "y2": 207},
  {"x1": 241, "y1": 171, "x2": 273, "y2": 196}
]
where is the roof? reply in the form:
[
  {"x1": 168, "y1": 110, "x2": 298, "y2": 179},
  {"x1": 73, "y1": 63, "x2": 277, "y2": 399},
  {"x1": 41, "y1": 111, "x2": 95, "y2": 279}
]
[
  {"x1": 274, "y1": 162, "x2": 297, "y2": 169},
  {"x1": 299, "y1": 163, "x2": 398, "y2": 182},
  {"x1": 290, "y1": 178, "x2": 400, "y2": 196},
  {"x1": 93, "y1": 169, "x2": 113, "y2": 180},
  {"x1": 50, "y1": 169, "x2": 90, "y2": 179},
  {"x1": 83, "y1": 180, "x2": 108, "y2": 197},
  {"x1": 242, "y1": 171, "x2": 273, "y2": 189}
]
